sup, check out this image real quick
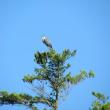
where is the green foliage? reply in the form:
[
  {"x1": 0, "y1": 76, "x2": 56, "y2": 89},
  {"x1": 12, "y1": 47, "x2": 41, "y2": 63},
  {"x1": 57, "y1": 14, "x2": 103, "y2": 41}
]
[
  {"x1": 101, "y1": 102, "x2": 110, "y2": 110},
  {"x1": 92, "y1": 92, "x2": 109, "y2": 103},
  {"x1": 65, "y1": 70, "x2": 95, "y2": 85},
  {"x1": 0, "y1": 91, "x2": 32, "y2": 105},
  {"x1": 0, "y1": 49, "x2": 94, "y2": 110},
  {"x1": 90, "y1": 92, "x2": 110, "y2": 110}
]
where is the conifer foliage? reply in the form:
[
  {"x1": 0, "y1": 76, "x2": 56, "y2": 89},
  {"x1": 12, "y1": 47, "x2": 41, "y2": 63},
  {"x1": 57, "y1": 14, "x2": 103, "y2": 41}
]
[
  {"x1": 0, "y1": 48, "x2": 94, "y2": 110},
  {"x1": 90, "y1": 92, "x2": 110, "y2": 110}
]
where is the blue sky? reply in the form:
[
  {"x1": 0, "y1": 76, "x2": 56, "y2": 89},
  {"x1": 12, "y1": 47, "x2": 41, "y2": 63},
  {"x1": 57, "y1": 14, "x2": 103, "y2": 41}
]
[{"x1": 0, "y1": 0, "x2": 110, "y2": 110}]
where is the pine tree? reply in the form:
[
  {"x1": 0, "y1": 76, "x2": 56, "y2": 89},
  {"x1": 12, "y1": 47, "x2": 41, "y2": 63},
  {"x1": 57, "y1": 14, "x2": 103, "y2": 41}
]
[{"x1": 0, "y1": 47, "x2": 95, "y2": 110}]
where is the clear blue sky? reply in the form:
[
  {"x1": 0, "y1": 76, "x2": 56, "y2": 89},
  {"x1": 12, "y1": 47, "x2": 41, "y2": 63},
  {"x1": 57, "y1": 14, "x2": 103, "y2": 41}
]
[{"x1": 0, "y1": 0, "x2": 110, "y2": 110}]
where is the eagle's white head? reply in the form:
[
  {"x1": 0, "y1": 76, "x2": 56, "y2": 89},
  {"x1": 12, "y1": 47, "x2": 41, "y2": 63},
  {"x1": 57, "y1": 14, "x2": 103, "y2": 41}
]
[{"x1": 42, "y1": 36, "x2": 46, "y2": 42}]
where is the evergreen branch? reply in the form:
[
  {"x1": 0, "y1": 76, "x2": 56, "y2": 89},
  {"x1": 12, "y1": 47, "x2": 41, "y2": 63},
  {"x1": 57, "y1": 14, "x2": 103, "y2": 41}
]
[
  {"x1": 92, "y1": 91, "x2": 109, "y2": 103},
  {"x1": 0, "y1": 91, "x2": 53, "y2": 108},
  {"x1": 0, "y1": 91, "x2": 33, "y2": 107},
  {"x1": 23, "y1": 74, "x2": 47, "y2": 83},
  {"x1": 90, "y1": 92, "x2": 110, "y2": 110},
  {"x1": 32, "y1": 97, "x2": 53, "y2": 107},
  {"x1": 65, "y1": 70, "x2": 95, "y2": 85}
]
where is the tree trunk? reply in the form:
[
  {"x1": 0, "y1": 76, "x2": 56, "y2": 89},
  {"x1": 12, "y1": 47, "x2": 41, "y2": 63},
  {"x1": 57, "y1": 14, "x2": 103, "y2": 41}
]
[
  {"x1": 54, "y1": 89, "x2": 58, "y2": 110},
  {"x1": 54, "y1": 100, "x2": 58, "y2": 110}
]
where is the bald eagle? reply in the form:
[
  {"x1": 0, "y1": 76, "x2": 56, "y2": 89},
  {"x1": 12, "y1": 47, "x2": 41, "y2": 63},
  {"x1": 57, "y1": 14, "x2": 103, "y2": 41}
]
[{"x1": 42, "y1": 36, "x2": 52, "y2": 48}]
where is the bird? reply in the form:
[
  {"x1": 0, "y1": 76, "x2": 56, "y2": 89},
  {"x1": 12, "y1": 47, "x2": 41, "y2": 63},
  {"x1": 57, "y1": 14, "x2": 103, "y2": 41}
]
[{"x1": 42, "y1": 36, "x2": 52, "y2": 49}]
